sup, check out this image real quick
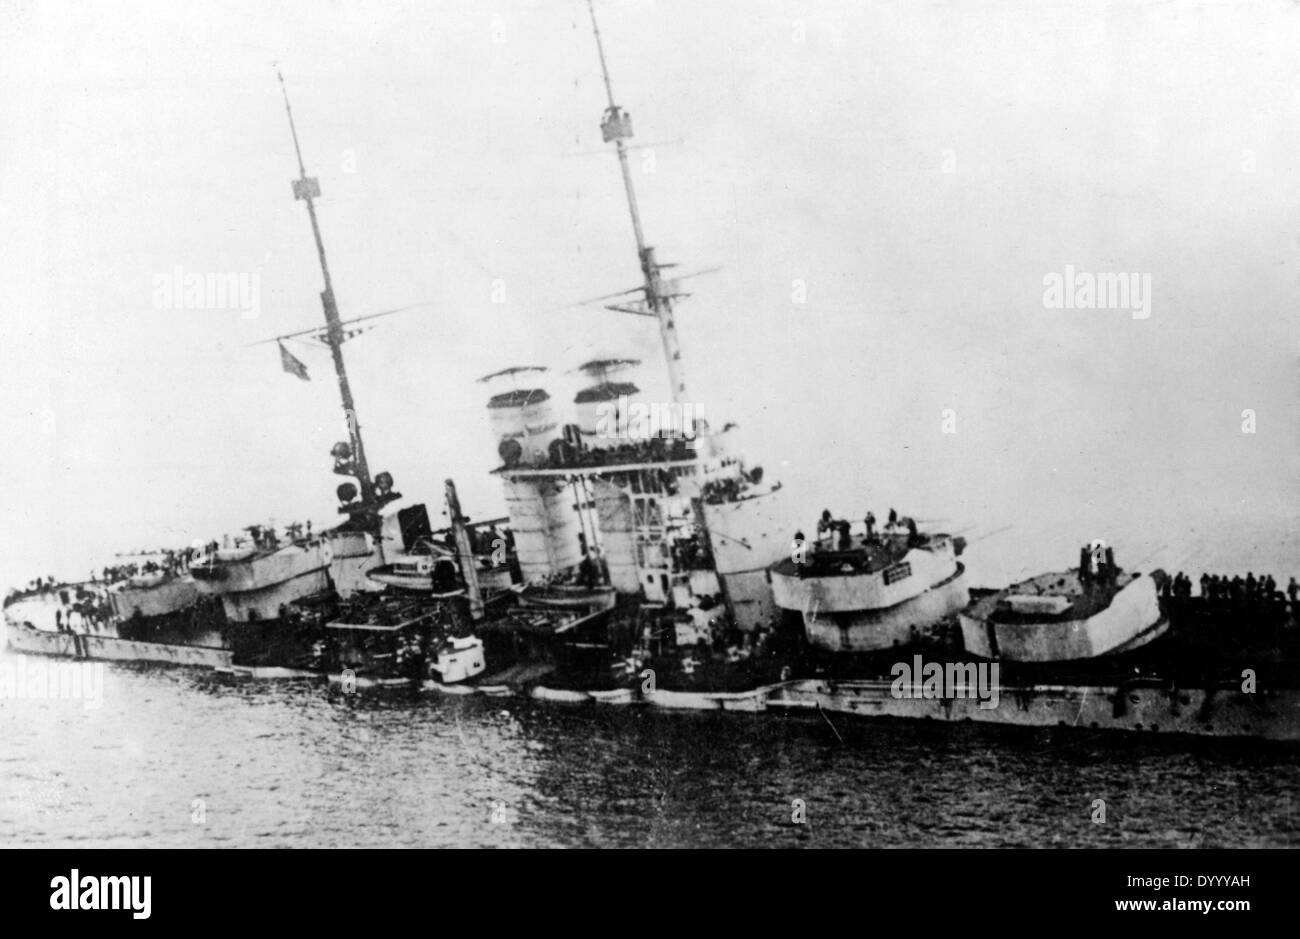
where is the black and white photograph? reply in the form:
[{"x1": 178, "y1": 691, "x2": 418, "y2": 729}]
[{"x1": 0, "y1": 0, "x2": 1296, "y2": 904}]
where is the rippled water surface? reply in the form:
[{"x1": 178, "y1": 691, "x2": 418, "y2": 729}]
[{"x1": 2, "y1": 647, "x2": 1298, "y2": 848}]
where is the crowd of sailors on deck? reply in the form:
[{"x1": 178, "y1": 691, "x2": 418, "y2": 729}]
[
  {"x1": 93, "y1": 552, "x2": 190, "y2": 584},
  {"x1": 799, "y1": 507, "x2": 922, "y2": 555},
  {"x1": 240, "y1": 522, "x2": 311, "y2": 551},
  {"x1": 1163, "y1": 570, "x2": 1299, "y2": 608},
  {"x1": 700, "y1": 467, "x2": 765, "y2": 504},
  {"x1": 186, "y1": 521, "x2": 318, "y2": 559},
  {"x1": 4, "y1": 576, "x2": 63, "y2": 603},
  {"x1": 6, "y1": 575, "x2": 129, "y2": 606},
  {"x1": 514, "y1": 434, "x2": 697, "y2": 471}
]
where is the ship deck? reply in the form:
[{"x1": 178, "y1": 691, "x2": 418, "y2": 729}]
[
  {"x1": 771, "y1": 531, "x2": 940, "y2": 578},
  {"x1": 966, "y1": 569, "x2": 1138, "y2": 624}
]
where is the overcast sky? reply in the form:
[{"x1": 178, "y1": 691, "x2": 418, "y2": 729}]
[{"x1": 2, "y1": 0, "x2": 1298, "y2": 592}]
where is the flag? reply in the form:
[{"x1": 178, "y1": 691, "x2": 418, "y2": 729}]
[{"x1": 278, "y1": 342, "x2": 310, "y2": 381}]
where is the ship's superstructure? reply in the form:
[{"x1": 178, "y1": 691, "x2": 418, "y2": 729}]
[
  {"x1": 958, "y1": 543, "x2": 1168, "y2": 662},
  {"x1": 474, "y1": 1, "x2": 795, "y2": 640},
  {"x1": 770, "y1": 519, "x2": 970, "y2": 652},
  {"x1": 5, "y1": 11, "x2": 1300, "y2": 742}
]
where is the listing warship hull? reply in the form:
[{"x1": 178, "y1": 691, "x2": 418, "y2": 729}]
[
  {"x1": 3, "y1": 577, "x2": 231, "y2": 668},
  {"x1": 372, "y1": 9, "x2": 1300, "y2": 743},
  {"x1": 5, "y1": 622, "x2": 233, "y2": 669},
  {"x1": 486, "y1": 588, "x2": 1300, "y2": 741},
  {"x1": 10, "y1": 10, "x2": 1300, "y2": 751}
]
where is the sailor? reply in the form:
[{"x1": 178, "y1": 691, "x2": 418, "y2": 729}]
[
  {"x1": 905, "y1": 517, "x2": 919, "y2": 548},
  {"x1": 837, "y1": 519, "x2": 852, "y2": 550},
  {"x1": 818, "y1": 509, "x2": 833, "y2": 542},
  {"x1": 1199, "y1": 573, "x2": 1210, "y2": 598},
  {"x1": 888, "y1": 508, "x2": 898, "y2": 528},
  {"x1": 1288, "y1": 577, "x2": 1299, "y2": 604},
  {"x1": 864, "y1": 512, "x2": 876, "y2": 541},
  {"x1": 579, "y1": 551, "x2": 599, "y2": 587},
  {"x1": 1246, "y1": 572, "x2": 1257, "y2": 599}
]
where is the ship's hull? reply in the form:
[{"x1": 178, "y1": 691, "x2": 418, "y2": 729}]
[
  {"x1": 196, "y1": 564, "x2": 332, "y2": 621},
  {"x1": 766, "y1": 678, "x2": 1300, "y2": 741},
  {"x1": 799, "y1": 566, "x2": 970, "y2": 652},
  {"x1": 5, "y1": 621, "x2": 233, "y2": 668},
  {"x1": 111, "y1": 576, "x2": 200, "y2": 620},
  {"x1": 435, "y1": 670, "x2": 1300, "y2": 741},
  {"x1": 190, "y1": 535, "x2": 375, "y2": 621}
]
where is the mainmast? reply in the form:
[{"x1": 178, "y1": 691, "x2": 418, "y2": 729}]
[
  {"x1": 586, "y1": 0, "x2": 688, "y2": 406},
  {"x1": 277, "y1": 71, "x2": 376, "y2": 508}
]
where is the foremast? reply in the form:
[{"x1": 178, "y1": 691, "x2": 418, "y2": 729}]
[
  {"x1": 586, "y1": 0, "x2": 688, "y2": 406},
  {"x1": 277, "y1": 71, "x2": 376, "y2": 512}
]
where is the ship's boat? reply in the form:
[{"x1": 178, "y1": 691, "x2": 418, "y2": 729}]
[
  {"x1": 529, "y1": 686, "x2": 593, "y2": 704},
  {"x1": 365, "y1": 534, "x2": 514, "y2": 602},
  {"x1": 366, "y1": 554, "x2": 465, "y2": 596},
  {"x1": 958, "y1": 545, "x2": 1168, "y2": 662},
  {"x1": 769, "y1": 523, "x2": 969, "y2": 652},
  {"x1": 588, "y1": 687, "x2": 637, "y2": 705},
  {"x1": 516, "y1": 582, "x2": 616, "y2": 612}
]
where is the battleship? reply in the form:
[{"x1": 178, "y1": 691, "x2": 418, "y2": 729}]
[{"x1": 6, "y1": 3, "x2": 1300, "y2": 744}]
